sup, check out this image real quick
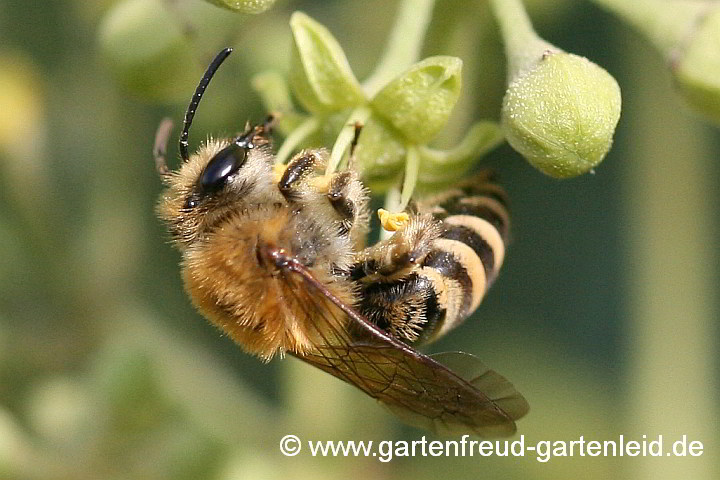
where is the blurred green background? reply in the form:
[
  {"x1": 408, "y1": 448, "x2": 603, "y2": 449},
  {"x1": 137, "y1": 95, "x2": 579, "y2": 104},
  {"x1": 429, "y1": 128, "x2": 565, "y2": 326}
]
[{"x1": 0, "y1": 0, "x2": 718, "y2": 479}]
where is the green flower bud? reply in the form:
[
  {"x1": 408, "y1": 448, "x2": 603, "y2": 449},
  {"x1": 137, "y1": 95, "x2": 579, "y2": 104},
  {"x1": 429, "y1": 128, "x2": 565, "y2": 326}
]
[
  {"x1": 371, "y1": 56, "x2": 463, "y2": 144},
  {"x1": 501, "y1": 52, "x2": 621, "y2": 178},
  {"x1": 98, "y1": 0, "x2": 202, "y2": 102},
  {"x1": 204, "y1": 0, "x2": 276, "y2": 14},
  {"x1": 289, "y1": 12, "x2": 365, "y2": 114},
  {"x1": 672, "y1": 7, "x2": 720, "y2": 124}
]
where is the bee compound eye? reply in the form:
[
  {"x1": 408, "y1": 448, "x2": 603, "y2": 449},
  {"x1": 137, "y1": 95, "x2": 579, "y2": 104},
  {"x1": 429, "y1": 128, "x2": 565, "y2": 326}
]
[{"x1": 199, "y1": 144, "x2": 248, "y2": 192}]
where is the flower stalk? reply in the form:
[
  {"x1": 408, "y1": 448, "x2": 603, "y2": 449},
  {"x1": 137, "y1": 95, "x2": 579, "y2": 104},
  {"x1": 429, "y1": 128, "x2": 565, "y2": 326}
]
[
  {"x1": 487, "y1": 0, "x2": 557, "y2": 79},
  {"x1": 362, "y1": 0, "x2": 436, "y2": 97}
]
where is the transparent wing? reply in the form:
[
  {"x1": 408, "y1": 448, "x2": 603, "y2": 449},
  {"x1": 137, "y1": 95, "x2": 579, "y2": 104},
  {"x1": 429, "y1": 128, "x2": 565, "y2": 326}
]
[
  {"x1": 281, "y1": 257, "x2": 528, "y2": 437},
  {"x1": 426, "y1": 351, "x2": 529, "y2": 430},
  {"x1": 298, "y1": 343, "x2": 528, "y2": 437}
]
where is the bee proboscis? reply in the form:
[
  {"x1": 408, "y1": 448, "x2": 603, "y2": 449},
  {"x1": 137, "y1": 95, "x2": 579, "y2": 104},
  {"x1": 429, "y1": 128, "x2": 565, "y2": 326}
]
[{"x1": 154, "y1": 48, "x2": 528, "y2": 436}]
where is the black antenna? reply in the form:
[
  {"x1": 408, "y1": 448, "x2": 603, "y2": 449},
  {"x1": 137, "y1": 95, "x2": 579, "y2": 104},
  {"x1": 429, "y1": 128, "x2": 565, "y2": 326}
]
[{"x1": 179, "y1": 47, "x2": 233, "y2": 161}]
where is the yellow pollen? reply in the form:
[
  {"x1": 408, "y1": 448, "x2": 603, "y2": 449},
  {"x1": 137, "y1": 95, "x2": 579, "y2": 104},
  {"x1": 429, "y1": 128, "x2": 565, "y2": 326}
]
[
  {"x1": 378, "y1": 208, "x2": 409, "y2": 232},
  {"x1": 309, "y1": 174, "x2": 331, "y2": 193},
  {"x1": 272, "y1": 163, "x2": 287, "y2": 183}
]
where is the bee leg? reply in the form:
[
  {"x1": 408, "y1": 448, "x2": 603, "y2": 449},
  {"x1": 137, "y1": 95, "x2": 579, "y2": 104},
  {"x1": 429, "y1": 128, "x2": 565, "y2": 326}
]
[
  {"x1": 350, "y1": 214, "x2": 441, "y2": 278},
  {"x1": 277, "y1": 151, "x2": 321, "y2": 200},
  {"x1": 277, "y1": 149, "x2": 368, "y2": 245},
  {"x1": 346, "y1": 120, "x2": 363, "y2": 171},
  {"x1": 328, "y1": 171, "x2": 357, "y2": 234},
  {"x1": 327, "y1": 170, "x2": 369, "y2": 245},
  {"x1": 153, "y1": 117, "x2": 174, "y2": 177},
  {"x1": 351, "y1": 214, "x2": 447, "y2": 344}
]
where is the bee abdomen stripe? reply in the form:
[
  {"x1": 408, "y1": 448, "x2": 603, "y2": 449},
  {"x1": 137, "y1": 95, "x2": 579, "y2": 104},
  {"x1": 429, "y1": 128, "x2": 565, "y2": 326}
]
[
  {"x1": 439, "y1": 196, "x2": 509, "y2": 240},
  {"x1": 415, "y1": 266, "x2": 462, "y2": 342},
  {"x1": 420, "y1": 188, "x2": 465, "y2": 209},
  {"x1": 461, "y1": 183, "x2": 509, "y2": 207},
  {"x1": 422, "y1": 239, "x2": 486, "y2": 318},
  {"x1": 405, "y1": 273, "x2": 445, "y2": 343},
  {"x1": 440, "y1": 223, "x2": 495, "y2": 281},
  {"x1": 443, "y1": 214, "x2": 506, "y2": 279},
  {"x1": 421, "y1": 249, "x2": 472, "y2": 317},
  {"x1": 434, "y1": 238, "x2": 486, "y2": 313}
]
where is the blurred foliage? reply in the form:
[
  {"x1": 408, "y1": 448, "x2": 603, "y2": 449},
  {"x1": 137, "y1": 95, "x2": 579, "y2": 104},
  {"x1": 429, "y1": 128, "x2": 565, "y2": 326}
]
[{"x1": 0, "y1": 1, "x2": 718, "y2": 479}]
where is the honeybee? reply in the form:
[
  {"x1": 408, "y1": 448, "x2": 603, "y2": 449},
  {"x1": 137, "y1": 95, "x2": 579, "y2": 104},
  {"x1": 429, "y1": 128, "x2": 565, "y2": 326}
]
[{"x1": 154, "y1": 48, "x2": 528, "y2": 436}]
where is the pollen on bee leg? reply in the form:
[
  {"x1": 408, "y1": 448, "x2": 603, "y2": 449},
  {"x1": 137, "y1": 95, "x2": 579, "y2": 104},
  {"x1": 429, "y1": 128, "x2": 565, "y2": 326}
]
[
  {"x1": 378, "y1": 208, "x2": 410, "y2": 232},
  {"x1": 272, "y1": 163, "x2": 288, "y2": 183},
  {"x1": 309, "y1": 174, "x2": 332, "y2": 193}
]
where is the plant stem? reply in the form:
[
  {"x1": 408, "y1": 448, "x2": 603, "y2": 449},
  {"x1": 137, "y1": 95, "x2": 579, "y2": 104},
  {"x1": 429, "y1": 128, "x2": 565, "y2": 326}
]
[
  {"x1": 589, "y1": 0, "x2": 712, "y2": 58},
  {"x1": 362, "y1": 0, "x2": 435, "y2": 97},
  {"x1": 326, "y1": 106, "x2": 371, "y2": 174},
  {"x1": 487, "y1": 0, "x2": 556, "y2": 79},
  {"x1": 399, "y1": 145, "x2": 420, "y2": 211},
  {"x1": 417, "y1": 121, "x2": 503, "y2": 184}
]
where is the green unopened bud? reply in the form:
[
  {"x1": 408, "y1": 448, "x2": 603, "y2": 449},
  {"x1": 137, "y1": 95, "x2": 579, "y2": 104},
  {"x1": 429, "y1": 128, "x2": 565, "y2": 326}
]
[
  {"x1": 672, "y1": 7, "x2": 720, "y2": 124},
  {"x1": 98, "y1": 0, "x2": 202, "y2": 101},
  {"x1": 501, "y1": 52, "x2": 621, "y2": 178},
  {"x1": 289, "y1": 12, "x2": 365, "y2": 114},
  {"x1": 371, "y1": 56, "x2": 462, "y2": 144},
  {"x1": 204, "y1": 0, "x2": 276, "y2": 14},
  {"x1": 490, "y1": 0, "x2": 621, "y2": 178}
]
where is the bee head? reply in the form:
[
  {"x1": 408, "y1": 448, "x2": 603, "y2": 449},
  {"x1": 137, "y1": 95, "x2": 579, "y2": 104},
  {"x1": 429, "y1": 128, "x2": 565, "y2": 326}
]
[
  {"x1": 195, "y1": 142, "x2": 248, "y2": 199},
  {"x1": 155, "y1": 124, "x2": 276, "y2": 248},
  {"x1": 153, "y1": 47, "x2": 277, "y2": 247},
  {"x1": 184, "y1": 121, "x2": 273, "y2": 208}
]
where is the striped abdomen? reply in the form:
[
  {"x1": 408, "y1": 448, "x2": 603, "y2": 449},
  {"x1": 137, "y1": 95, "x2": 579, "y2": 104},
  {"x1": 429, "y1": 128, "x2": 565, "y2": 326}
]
[{"x1": 355, "y1": 175, "x2": 509, "y2": 344}]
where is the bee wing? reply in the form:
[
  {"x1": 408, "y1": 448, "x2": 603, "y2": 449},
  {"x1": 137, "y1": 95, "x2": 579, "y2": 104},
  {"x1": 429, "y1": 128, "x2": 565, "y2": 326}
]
[
  {"x1": 297, "y1": 343, "x2": 528, "y2": 437},
  {"x1": 426, "y1": 352, "x2": 529, "y2": 429},
  {"x1": 282, "y1": 257, "x2": 528, "y2": 437}
]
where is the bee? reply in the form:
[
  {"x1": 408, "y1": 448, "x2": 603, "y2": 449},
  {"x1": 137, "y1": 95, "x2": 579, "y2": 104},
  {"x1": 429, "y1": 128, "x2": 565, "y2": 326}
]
[{"x1": 154, "y1": 48, "x2": 528, "y2": 436}]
